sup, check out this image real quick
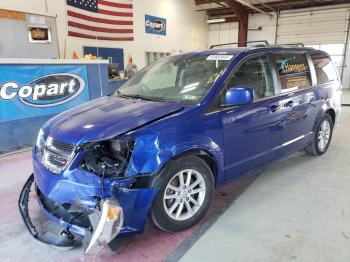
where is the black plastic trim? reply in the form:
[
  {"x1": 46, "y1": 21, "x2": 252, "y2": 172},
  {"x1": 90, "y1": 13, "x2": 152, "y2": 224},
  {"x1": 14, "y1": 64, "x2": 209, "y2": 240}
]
[{"x1": 18, "y1": 174, "x2": 78, "y2": 248}]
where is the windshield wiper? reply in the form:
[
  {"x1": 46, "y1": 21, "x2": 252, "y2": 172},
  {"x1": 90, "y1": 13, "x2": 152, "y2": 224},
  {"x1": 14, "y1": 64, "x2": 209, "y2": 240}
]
[{"x1": 117, "y1": 91, "x2": 163, "y2": 102}]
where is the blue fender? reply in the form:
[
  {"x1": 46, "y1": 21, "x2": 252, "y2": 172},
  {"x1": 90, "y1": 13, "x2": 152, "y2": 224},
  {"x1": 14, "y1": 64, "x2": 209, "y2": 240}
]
[{"x1": 124, "y1": 107, "x2": 225, "y2": 186}]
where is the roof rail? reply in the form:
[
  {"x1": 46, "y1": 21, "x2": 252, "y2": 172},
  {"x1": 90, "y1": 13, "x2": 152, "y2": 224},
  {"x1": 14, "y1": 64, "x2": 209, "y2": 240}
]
[
  {"x1": 209, "y1": 40, "x2": 269, "y2": 49},
  {"x1": 280, "y1": 43, "x2": 305, "y2": 47}
]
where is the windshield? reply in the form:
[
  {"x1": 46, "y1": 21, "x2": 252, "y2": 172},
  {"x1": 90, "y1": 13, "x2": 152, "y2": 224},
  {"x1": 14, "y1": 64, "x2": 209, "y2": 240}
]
[{"x1": 116, "y1": 54, "x2": 232, "y2": 103}]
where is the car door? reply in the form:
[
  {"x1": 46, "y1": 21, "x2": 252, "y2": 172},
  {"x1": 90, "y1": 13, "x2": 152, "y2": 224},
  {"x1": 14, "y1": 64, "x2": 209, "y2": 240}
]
[
  {"x1": 221, "y1": 54, "x2": 285, "y2": 181},
  {"x1": 271, "y1": 52, "x2": 319, "y2": 156}
]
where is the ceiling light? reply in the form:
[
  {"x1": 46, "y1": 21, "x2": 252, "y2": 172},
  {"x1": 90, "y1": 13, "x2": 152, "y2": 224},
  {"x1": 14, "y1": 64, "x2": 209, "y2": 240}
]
[{"x1": 206, "y1": 18, "x2": 225, "y2": 24}]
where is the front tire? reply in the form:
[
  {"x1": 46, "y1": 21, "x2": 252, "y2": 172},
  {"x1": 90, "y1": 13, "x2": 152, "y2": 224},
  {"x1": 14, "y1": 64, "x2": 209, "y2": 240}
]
[
  {"x1": 150, "y1": 156, "x2": 214, "y2": 232},
  {"x1": 305, "y1": 113, "x2": 333, "y2": 156}
]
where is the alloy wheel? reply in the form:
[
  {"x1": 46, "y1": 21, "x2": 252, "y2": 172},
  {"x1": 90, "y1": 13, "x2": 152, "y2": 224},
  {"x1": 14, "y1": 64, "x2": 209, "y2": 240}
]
[
  {"x1": 318, "y1": 119, "x2": 331, "y2": 151},
  {"x1": 163, "y1": 169, "x2": 206, "y2": 221}
]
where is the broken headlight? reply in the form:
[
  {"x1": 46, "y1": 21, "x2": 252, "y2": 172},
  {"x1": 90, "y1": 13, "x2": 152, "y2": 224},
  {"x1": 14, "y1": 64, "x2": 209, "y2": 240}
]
[
  {"x1": 83, "y1": 198, "x2": 124, "y2": 254},
  {"x1": 80, "y1": 140, "x2": 134, "y2": 178},
  {"x1": 35, "y1": 128, "x2": 47, "y2": 154}
]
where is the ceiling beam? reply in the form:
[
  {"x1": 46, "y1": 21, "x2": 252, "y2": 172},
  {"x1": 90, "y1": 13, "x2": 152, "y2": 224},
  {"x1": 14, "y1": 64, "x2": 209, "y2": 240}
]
[
  {"x1": 201, "y1": 0, "x2": 350, "y2": 16},
  {"x1": 250, "y1": 0, "x2": 275, "y2": 12},
  {"x1": 195, "y1": 0, "x2": 226, "y2": 5},
  {"x1": 234, "y1": 0, "x2": 273, "y2": 16},
  {"x1": 225, "y1": 0, "x2": 247, "y2": 22},
  {"x1": 225, "y1": 0, "x2": 248, "y2": 46},
  {"x1": 207, "y1": 7, "x2": 234, "y2": 16}
]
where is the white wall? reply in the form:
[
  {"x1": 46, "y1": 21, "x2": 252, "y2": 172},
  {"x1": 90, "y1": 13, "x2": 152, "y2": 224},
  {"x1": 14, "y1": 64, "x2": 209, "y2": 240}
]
[
  {"x1": 208, "y1": 13, "x2": 277, "y2": 48},
  {"x1": 208, "y1": 7, "x2": 350, "y2": 89},
  {"x1": 247, "y1": 12, "x2": 277, "y2": 46},
  {"x1": 208, "y1": 22, "x2": 239, "y2": 48},
  {"x1": 0, "y1": 0, "x2": 208, "y2": 68}
]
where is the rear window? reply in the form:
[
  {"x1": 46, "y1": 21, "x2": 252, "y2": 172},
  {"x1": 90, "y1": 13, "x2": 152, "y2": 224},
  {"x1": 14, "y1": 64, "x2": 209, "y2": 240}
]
[
  {"x1": 310, "y1": 52, "x2": 338, "y2": 84},
  {"x1": 273, "y1": 54, "x2": 311, "y2": 92}
]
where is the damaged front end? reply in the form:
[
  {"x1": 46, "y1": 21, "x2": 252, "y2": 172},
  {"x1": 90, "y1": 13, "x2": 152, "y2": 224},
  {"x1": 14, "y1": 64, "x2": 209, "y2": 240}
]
[
  {"x1": 83, "y1": 198, "x2": 123, "y2": 254},
  {"x1": 19, "y1": 135, "x2": 158, "y2": 254},
  {"x1": 19, "y1": 174, "x2": 124, "y2": 254},
  {"x1": 79, "y1": 139, "x2": 134, "y2": 178}
]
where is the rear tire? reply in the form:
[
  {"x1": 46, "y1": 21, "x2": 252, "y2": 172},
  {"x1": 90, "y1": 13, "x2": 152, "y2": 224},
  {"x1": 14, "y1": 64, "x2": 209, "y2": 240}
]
[
  {"x1": 305, "y1": 113, "x2": 333, "y2": 156},
  {"x1": 150, "y1": 156, "x2": 214, "y2": 232}
]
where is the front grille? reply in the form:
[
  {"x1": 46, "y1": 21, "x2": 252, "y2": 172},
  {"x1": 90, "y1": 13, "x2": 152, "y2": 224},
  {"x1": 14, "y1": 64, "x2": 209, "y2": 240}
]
[
  {"x1": 42, "y1": 137, "x2": 76, "y2": 174},
  {"x1": 47, "y1": 153, "x2": 67, "y2": 167},
  {"x1": 49, "y1": 138, "x2": 75, "y2": 156}
]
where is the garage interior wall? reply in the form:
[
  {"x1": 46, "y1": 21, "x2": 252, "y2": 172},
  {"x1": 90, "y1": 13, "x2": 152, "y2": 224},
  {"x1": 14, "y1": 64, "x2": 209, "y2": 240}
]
[
  {"x1": 208, "y1": 22, "x2": 239, "y2": 48},
  {"x1": 0, "y1": 12, "x2": 59, "y2": 59},
  {"x1": 276, "y1": 6, "x2": 350, "y2": 81},
  {"x1": 0, "y1": 0, "x2": 208, "y2": 68},
  {"x1": 208, "y1": 13, "x2": 277, "y2": 48},
  {"x1": 247, "y1": 12, "x2": 277, "y2": 47},
  {"x1": 208, "y1": 4, "x2": 350, "y2": 89}
]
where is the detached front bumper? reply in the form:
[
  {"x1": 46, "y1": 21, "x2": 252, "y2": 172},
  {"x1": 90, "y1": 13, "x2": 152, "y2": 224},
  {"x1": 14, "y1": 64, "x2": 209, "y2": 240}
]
[
  {"x1": 19, "y1": 171, "x2": 158, "y2": 254},
  {"x1": 18, "y1": 174, "x2": 80, "y2": 249}
]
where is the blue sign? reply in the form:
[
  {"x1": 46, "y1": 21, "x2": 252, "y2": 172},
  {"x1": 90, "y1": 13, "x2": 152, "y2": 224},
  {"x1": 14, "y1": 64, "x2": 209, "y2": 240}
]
[
  {"x1": 145, "y1": 14, "x2": 166, "y2": 36},
  {"x1": 0, "y1": 65, "x2": 89, "y2": 122}
]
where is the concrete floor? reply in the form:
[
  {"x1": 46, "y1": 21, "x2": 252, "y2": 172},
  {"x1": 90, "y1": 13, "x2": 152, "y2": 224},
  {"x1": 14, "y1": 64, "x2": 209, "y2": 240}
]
[
  {"x1": 0, "y1": 107, "x2": 349, "y2": 262},
  {"x1": 182, "y1": 107, "x2": 350, "y2": 262},
  {"x1": 342, "y1": 89, "x2": 350, "y2": 105}
]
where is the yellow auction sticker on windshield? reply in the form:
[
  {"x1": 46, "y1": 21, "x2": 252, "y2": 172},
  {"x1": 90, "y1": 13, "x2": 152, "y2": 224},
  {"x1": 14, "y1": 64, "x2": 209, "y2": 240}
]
[{"x1": 206, "y1": 55, "x2": 233, "y2": 61}]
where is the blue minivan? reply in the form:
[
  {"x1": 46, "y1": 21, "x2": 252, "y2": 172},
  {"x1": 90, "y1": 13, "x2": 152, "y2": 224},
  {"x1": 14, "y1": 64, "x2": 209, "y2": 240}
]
[{"x1": 19, "y1": 45, "x2": 342, "y2": 253}]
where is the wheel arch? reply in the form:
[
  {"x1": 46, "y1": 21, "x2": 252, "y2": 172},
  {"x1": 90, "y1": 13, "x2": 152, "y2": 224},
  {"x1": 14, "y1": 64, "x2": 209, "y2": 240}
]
[
  {"x1": 312, "y1": 104, "x2": 337, "y2": 134},
  {"x1": 149, "y1": 148, "x2": 220, "y2": 189},
  {"x1": 171, "y1": 149, "x2": 218, "y2": 186},
  {"x1": 325, "y1": 108, "x2": 336, "y2": 125}
]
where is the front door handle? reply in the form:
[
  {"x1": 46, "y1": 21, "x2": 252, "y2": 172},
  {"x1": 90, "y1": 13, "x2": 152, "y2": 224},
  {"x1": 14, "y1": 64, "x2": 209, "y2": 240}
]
[
  {"x1": 284, "y1": 101, "x2": 294, "y2": 107},
  {"x1": 269, "y1": 104, "x2": 281, "y2": 112}
]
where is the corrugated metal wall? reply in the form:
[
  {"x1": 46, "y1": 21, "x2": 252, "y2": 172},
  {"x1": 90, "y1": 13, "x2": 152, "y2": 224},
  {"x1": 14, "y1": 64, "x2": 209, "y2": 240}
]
[
  {"x1": 208, "y1": 22, "x2": 239, "y2": 48},
  {"x1": 207, "y1": 5, "x2": 350, "y2": 88},
  {"x1": 276, "y1": 8, "x2": 349, "y2": 45},
  {"x1": 342, "y1": 24, "x2": 350, "y2": 89},
  {"x1": 276, "y1": 6, "x2": 350, "y2": 87},
  {"x1": 208, "y1": 14, "x2": 276, "y2": 48},
  {"x1": 247, "y1": 12, "x2": 277, "y2": 46}
]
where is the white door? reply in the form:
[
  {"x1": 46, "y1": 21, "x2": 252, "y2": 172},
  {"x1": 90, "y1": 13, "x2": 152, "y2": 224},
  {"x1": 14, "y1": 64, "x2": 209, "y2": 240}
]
[{"x1": 276, "y1": 7, "x2": 350, "y2": 88}]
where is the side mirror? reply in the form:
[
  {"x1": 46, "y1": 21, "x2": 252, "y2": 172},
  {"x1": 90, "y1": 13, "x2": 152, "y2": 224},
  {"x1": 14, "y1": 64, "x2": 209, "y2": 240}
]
[{"x1": 223, "y1": 87, "x2": 254, "y2": 106}]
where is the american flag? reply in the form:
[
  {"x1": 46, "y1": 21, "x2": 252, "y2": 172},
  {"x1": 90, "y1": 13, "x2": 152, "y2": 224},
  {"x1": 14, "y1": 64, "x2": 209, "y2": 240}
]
[{"x1": 66, "y1": 0, "x2": 133, "y2": 41}]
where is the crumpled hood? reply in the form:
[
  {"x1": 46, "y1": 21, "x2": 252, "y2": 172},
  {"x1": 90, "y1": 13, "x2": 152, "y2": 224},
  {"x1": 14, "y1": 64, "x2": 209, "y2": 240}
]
[{"x1": 43, "y1": 96, "x2": 184, "y2": 144}]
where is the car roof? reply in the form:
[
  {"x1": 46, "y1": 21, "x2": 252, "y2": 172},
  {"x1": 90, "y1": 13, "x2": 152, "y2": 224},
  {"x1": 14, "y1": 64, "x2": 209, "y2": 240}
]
[{"x1": 182, "y1": 46, "x2": 316, "y2": 56}]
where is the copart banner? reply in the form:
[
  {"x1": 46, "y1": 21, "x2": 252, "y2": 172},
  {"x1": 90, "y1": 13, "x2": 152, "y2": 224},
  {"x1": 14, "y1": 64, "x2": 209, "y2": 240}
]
[
  {"x1": 0, "y1": 65, "x2": 89, "y2": 122},
  {"x1": 145, "y1": 14, "x2": 166, "y2": 36}
]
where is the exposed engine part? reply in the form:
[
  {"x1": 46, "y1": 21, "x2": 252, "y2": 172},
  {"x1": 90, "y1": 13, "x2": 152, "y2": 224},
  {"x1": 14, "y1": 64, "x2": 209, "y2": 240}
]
[{"x1": 80, "y1": 140, "x2": 134, "y2": 178}]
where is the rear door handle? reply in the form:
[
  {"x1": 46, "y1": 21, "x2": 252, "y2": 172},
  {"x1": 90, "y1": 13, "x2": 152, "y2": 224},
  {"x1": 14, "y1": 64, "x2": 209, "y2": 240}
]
[
  {"x1": 269, "y1": 104, "x2": 281, "y2": 112},
  {"x1": 284, "y1": 101, "x2": 294, "y2": 107}
]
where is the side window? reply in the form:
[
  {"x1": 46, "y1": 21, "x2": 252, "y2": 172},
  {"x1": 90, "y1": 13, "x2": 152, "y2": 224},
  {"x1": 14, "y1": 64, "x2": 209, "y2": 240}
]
[
  {"x1": 310, "y1": 52, "x2": 338, "y2": 84},
  {"x1": 273, "y1": 53, "x2": 311, "y2": 92},
  {"x1": 226, "y1": 55, "x2": 274, "y2": 100}
]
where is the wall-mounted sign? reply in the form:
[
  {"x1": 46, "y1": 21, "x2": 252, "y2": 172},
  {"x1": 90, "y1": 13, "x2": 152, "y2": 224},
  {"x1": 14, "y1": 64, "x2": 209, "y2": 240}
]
[
  {"x1": 145, "y1": 14, "x2": 166, "y2": 36},
  {"x1": 27, "y1": 14, "x2": 46, "y2": 26},
  {"x1": 28, "y1": 27, "x2": 51, "y2": 43},
  {"x1": 0, "y1": 65, "x2": 89, "y2": 122},
  {"x1": 26, "y1": 14, "x2": 51, "y2": 43}
]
